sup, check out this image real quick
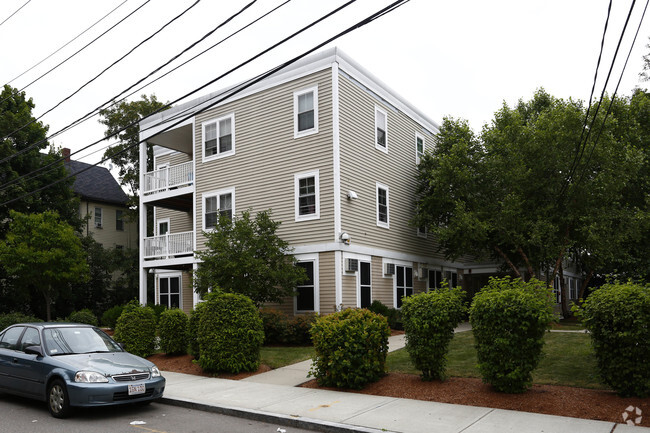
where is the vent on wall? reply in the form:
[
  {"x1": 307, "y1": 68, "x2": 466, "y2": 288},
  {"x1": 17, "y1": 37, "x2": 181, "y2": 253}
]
[
  {"x1": 384, "y1": 263, "x2": 395, "y2": 275},
  {"x1": 345, "y1": 258, "x2": 359, "y2": 272}
]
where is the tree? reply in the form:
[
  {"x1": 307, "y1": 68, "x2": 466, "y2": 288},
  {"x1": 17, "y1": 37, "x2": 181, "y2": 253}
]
[
  {"x1": 194, "y1": 210, "x2": 306, "y2": 306},
  {"x1": 0, "y1": 211, "x2": 89, "y2": 320}
]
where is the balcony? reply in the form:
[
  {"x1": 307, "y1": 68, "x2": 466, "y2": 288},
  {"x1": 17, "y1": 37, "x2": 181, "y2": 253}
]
[
  {"x1": 144, "y1": 231, "x2": 194, "y2": 259},
  {"x1": 144, "y1": 161, "x2": 193, "y2": 196}
]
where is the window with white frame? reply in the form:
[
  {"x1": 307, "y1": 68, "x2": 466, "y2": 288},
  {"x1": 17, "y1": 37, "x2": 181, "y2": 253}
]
[
  {"x1": 376, "y1": 183, "x2": 389, "y2": 228},
  {"x1": 396, "y1": 265, "x2": 413, "y2": 308},
  {"x1": 296, "y1": 261, "x2": 315, "y2": 311},
  {"x1": 359, "y1": 261, "x2": 372, "y2": 308},
  {"x1": 294, "y1": 170, "x2": 319, "y2": 221},
  {"x1": 159, "y1": 275, "x2": 181, "y2": 309},
  {"x1": 569, "y1": 278, "x2": 577, "y2": 299},
  {"x1": 415, "y1": 133, "x2": 425, "y2": 164},
  {"x1": 428, "y1": 269, "x2": 442, "y2": 290},
  {"x1": 203, "y1": 114, "x2": 234, "y2": 160},
  {"x1": 417, "y1": 226, "x2": 427, "y2": 238},
  {"x1": 116, "y1": 209, "x2": 124, "y2": 231},
  {"x1": 294, "y1": 86, "x2": 318, "y2": 137},
  {"x1": 203, "y1": 189, "x2": 234, "y2": 230},
  {"x1": 375, "y1": 106, "x2": 388, "y2": 152},
  {"x1": 94, "y1": 207, "x2": 103, "y2": 228}
]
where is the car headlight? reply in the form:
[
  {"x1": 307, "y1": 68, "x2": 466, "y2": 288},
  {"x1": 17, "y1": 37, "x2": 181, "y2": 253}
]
[
  {"x1": 151, "y1": 365, "x2": 161, "y2": 377},
  {"x1": 75, "y1": 371, "x2": 109, "y2": 383}
]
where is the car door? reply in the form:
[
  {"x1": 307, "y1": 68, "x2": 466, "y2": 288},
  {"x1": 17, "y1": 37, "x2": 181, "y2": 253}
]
[
  {"x1": 0, "y1": 326, "x2": 26, "y2": 393},
  {"x1": 11, "y1": 326, "x2": 47, "y2": 398}
]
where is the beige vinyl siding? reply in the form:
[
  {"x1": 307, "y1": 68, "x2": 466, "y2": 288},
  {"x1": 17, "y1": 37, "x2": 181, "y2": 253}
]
[
  {"x1": 371, "y1": 256, "x2": 393, "y2": 308},
  {"x1": 338, "y1": 73, "x2": 443, "y2": 260},
  {"x1": 155, "y1": 151, "x2": 192, "y2": 168},
  {"x1": 318, "y1": 251, "x2": 336, "y2": 314},
  {"x1": 194, "y1": 70, "x2": 335, "y2": 252},
  {"x1": 181, "y1": 271, "x2": 193, "y2": 314},
  {"x1": 81, "y1": 201, "x2": 137, "y2": 249},
  {"x1": 341, "y1": 270, "x2": 356, "y2": 310},
  {"x1": 155, "y1": 208, "x2": 193, "y2": 234}
]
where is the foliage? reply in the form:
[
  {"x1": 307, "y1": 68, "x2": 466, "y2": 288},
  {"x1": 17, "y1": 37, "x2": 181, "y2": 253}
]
[
  {"x1": 0, "y1": 312, "x2": 42, "y2": 331},
  {"x1": 197, "y1": 293, "x2": 264, "y2": 373},
  {"x1": 0, "y1": 210, "x2": 89, "y2": 321},
  {"x1": 148, "y1": 303, "x2": 167, "y2": 324},
  {"x1": 401, "y1": 288, "x2": 466, "y2": 381},
  {"x1": 101, "y1": 305, "x2": 124, "y2": 329},
  {"x1": 367, "y1": 300, "x2": 401, "y2": 329},
  {"x1": 67, "y1": 309, "x2": 98, "y2": 326},
  {"x1": 286, "y1": 313, "x2": 318, "y2": 345},
  {"x1": 309, "y1": 308, "x2": 390, "y2": 389},
  {"x1": 187, "y1": 301, "x2": 207, "y2": 358},
  {"x1": 113, "y1": 300, "x2": 157, "y2": 357},
  {"x1": 260, "y1": 309, "x2": 317, "y2": 345},
  {"x1": 575, "y1": 281, "x2": 650, "y2": 397},
  {"x1": 368, "y1": 300, "x2": 390, "y2": 317},
  {"x1": 158, "y1": 308, "x2": 189, "y2": 355},
  {"x1": 469, "y1": 277, "x2": 555, "y2": 393},
  {"x1": 194, "y1": 210, "x2": 307, "y2": 306}
]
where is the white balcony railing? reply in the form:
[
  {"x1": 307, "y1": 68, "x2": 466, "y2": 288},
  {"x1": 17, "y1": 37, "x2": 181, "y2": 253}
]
[
  {"x1": 143, "y1": 161, "x2": 193, "y2": 195},
  {"x1": 144, "y1": 231, "x2": 194, "y2": 259}
]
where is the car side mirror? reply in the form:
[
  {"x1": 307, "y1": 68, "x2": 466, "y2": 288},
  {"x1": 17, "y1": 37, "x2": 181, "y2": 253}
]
[{"x1": 25, "y1": 345, "x2": 44, "y2": 357}]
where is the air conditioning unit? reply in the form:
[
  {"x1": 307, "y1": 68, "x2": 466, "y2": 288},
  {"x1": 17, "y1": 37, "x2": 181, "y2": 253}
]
[
  {"x1": 345, "y1": 258, "x2": 359, "y2": 272},
  {"x1": 418, "y1": 266, "x2": 429, "y2": 281},
  {"x1": 384, "y1": 263, "x2": 395, "y2": 275},
  {"x1": 95, "y1": 223, "x2": 102, "y2": 229}
]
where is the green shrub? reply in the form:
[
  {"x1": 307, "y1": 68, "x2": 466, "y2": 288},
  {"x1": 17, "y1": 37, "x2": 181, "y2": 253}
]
[
  {"x1": 0, "y1": 312, "x2": 42, "y2": 331},
  {"x1": 469, "y1": 277, "x2": 554, "y2": 393},
  {"x1": 368, "y1": 300, "x2": 390, "y2": 317},
  {"x1": 68, "y1": 309, "x2": 98, "y2": 326},
  {"x1": 286, "y1": 313, "x2": 318, "y2": 345},
  {"x1": 101, "y1": 305, "x2": 124, "y2": 329},
  {"x1": 187, "y1": 301, "x2": 207, "y2": 358},
  {"x1": 260, "y1": 308, "x2": 288, "y2": 345},
  {"x1": 401, "y1": 288, "x2": 466, "y2": 381},
  {"x1": 113, "y1": 300, "x2": 157, "y2": 358},
  {"x1": 148, "y1": 303, "x2": 167, "y2": 324},
  {"x1": 367, "y1": 300, "x2": 402, "y2": 329},
  {"x1": 197, "y1": 293, "x2": 264, "y2": 373},
  {"x1": 158, "y1": 308, "x2": 189, "y2": 355},
  {"x1": 309, "y1": 308, "x2": 390, "y2": 389},
  {"x1": 575, "y1": 281, "x2": 650, "y2": 397}
]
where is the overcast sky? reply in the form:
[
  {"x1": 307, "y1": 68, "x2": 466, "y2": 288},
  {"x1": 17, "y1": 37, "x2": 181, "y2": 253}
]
[{"x1": 2, "y1": 0, "x2": 649, "y2": 167}]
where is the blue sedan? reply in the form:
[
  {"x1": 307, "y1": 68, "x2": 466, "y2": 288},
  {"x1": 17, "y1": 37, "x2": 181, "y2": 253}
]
[{"x1": 0, "y1": 322, "x2": 165, "y2": 418}]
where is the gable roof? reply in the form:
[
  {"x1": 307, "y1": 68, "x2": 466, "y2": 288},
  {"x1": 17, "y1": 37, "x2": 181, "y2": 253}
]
[{"x1": 65, "y1": 160, "x2": 128, "y2": 206}]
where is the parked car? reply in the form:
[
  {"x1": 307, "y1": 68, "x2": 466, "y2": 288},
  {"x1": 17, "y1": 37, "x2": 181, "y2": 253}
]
[{"x1": 0, "y1": 322, "x2": 165, "y2": 418}]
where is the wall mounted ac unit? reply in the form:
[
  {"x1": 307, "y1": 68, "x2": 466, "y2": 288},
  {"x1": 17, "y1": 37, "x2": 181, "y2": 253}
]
[
  {"x1": 384, "y1": 263, "x2": 395, "y2": 275},
  {"x1": 418, "y1": 266, "x2": 429, "y2": 281},
  {"x1": 345, "y1": 258, "x2": 359, "y2": 272}
]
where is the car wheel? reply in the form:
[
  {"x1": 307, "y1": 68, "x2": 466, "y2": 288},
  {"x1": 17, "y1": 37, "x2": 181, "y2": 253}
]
[{"x1": 47, "y1": 379, "x2": 72, "y2": 418}]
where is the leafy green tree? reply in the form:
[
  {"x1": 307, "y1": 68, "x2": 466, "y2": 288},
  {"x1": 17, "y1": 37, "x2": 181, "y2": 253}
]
[
  {"x1": 0, "y1": 211, "x2": 89, "y2": 320},
  {"x1": 194, "y1": 210, "x2": 306, "y2": 306}
]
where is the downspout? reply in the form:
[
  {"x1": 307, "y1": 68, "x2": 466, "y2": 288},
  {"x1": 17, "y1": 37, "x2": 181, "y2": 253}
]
[{"x1": 332, "y1": 60, "x2": 342, "y2": 309}]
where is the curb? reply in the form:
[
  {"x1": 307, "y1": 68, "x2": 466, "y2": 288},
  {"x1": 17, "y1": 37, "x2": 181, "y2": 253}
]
[{"x1": 159, "y1": 397, "x2": 393, "y2": 433}]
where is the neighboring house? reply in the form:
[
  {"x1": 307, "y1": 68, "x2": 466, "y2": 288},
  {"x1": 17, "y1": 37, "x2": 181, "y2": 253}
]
[{"x1": 63, "y1": 148, "x2": 137, "y2": 250}]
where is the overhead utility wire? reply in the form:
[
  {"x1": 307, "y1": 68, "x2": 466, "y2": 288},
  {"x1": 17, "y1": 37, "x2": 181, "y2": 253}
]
[
  {"x1": 0, "y1": 0, "x2": 31, "y2": 28},
  {"x1": 1, "y1": 0, "x2": 410, "y2": 207},
  {"x1": 0, "y1": 0, "x2": 201, "y2": 144},
  {"x1": 0, "y1": 0, "x2": 152, "y2": 105},
  {"x1": 0, "y1": 0, "x2": 348, "y2": 191},
  {"x1": 4, "y1": 0, "x2": 129, "y2": 86}
]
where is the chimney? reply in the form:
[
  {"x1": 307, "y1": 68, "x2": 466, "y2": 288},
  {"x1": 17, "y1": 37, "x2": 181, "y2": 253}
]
[{"x1": 62, "y1": 148, "x2": 71, "y2": 162}]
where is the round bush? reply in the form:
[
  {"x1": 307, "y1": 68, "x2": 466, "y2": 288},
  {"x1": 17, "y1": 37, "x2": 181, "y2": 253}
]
[
  {"x1": 260, "y1": 308, "x2": 288, "y2": 345},
  {"x1": 286, "y1": 313, "x2": 318, "y2": 345},
  {"x1": 197, "y1": 293, "x2": 264, "y2": 373},
  {"x1": 309, "y1": 308, "x2": 390, "y2": 389},
  {"x1": 0, "y1": 312, "x2": 42, "y2": 331},
  {"x1": 113, "y1": 300, "x2": 157, "y2": 358},
  {"x1": 469, "y1": 277, "x2": 554, "y2": 393},
  {"x1": 158, "y1": 308, "x2": 189, "y2": 355},
  {"x1": 576, "y1": 282, "x2": 650, "y2": 397},
  {"x1": 401, "y1": 288, "x2": 466, "y2": 381},
  {"x1": 187, "y1": 301, "x2": 207, "y2": 358},
  {"x1": 101, "y1": 305, "x2": 124, "y2": 329},
  {"x1": 68, "y1": 309, "x2": 98, "y2": 326}
]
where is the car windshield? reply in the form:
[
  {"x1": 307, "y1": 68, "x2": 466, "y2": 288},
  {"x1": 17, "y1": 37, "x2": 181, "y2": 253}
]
[{"x1": 43, "y1": 327, "x2": 122, "y2": 355}]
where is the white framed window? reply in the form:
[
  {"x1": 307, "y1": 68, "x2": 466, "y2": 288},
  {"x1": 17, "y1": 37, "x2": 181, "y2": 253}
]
[
  {"x1": 94, "y1": 207, "x2": 103, "y2": 228},
  {"x1": 415, "y1": 133, "x2": 425, "y2": 164},
  {"x1": 395, "y1": 265, "x2": 413, "y2": 308},
  {"x1": 376, "y1": 182, "x2": 389, "y2": 228},
  {"x1": 358, "y1": 261, "x2": 372, "y2": 309},
  {"x1": 294, "y1": 170, "x2": 320, "y2": 221},
  {"x1": 294, "y1": 253, "x2": 319, "y2": 313},
  {"x1": 203, "y1": 188, "x2": 235, "y2": 231},
  {"x1": 158, "y1": 274, "x2": 181, "y2": 309},
  {"x1": 202, "y1": 113, "x2": 235, "y2": 162},
  {"x1": 417, "y1": 226, "x2": 427, "y2": 238},
  {"x1": 294, "y1": 86, "x2": 318, "y2": 138},
  {"x1": 157, "y1": 218, "x2": 170, "y2": 236},
  {"x1": 116, "y1": 210, "x2": 124, "y2": 231},
  {"x1": 375, "y1": 106, "x2": 388, "y2": 153}
]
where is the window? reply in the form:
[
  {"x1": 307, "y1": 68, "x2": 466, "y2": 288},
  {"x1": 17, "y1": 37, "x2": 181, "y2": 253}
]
[
  {"x1": 375, "y1": 106, "x2": 388, "y2": 152},
  {"x1": 428, "y1": 269, "x2": 457, "y2": 289},
  {"x1": 294, "y1": 170, "x2": 320, "y2": 221},
  {"x1": 157, "y1": 219, "x2": 169, "y2": 236},
  {"x1": 296, "y1": 262, "x2": 315, "y2": 311},
  {"x1": 19, "y1": 327, "x2": 40, "y2": 352},
  {"x1": 417, "y1": 226, "x2": 427, "y2": 238},
  {"x1": 359, "y1": 261, "x2": 372, "y2": 309},
  {"x1": 203, "y1": 114, "x2": 235, "y2": 161},
  {"x1": 428, "y1": 269, "x2": 442, "y2": 290},
  {"x1": 159, "y1": 275, "x2": 181, "y2": 309},
  {"x1": 395, "y1": 265, "x2": 413, "y2": 308},
  {"x1": 294, "y1": 86, "x2": 318, "y2": 137},
  {"x1": 376, "y1": 183, "x2": 389, "y2": 228},
  {"x1": 416, "y1": 133, "x2": 425, "y2": 164},
  {"x1": 94, "y1": 207, "x2": 102, "y2": 228},
  {"x1": 569, "y1": 278, "x2": 578, "y2": 300},
  {"x1": 116, "y1": 210, "x2": 124, "y2": 231},
  {"x1": 203, "y1": 189, "x2": 234, "y2": 230},
  {"x1": 0, "y1": 326, "x2": 24, "y2": 350}
]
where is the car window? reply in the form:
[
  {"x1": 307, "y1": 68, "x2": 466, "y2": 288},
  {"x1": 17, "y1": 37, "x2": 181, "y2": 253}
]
[
  {"x1": 43, "y1": 327, "x2": 121, "y2": 355},
  {"x1": 0, "y1": 326, "x2": 25, "y2": 350},
  {"x1": 19, "y1": 327, "x2": 41, "y2": 352}
]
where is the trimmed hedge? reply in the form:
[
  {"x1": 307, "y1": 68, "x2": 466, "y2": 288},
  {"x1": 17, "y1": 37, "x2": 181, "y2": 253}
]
[
  {"x1": 68, "y1": 309, "x2": 98, "y2": 326},
  {"x1": 401, "y1": 288, "x2": 466, "y2": 381},
  {"x1": 309, "y1": 308, "x2": 390, "y2": 389},
  {"x1": 469, "y1": 277, "x2": 554, "y2": 393},
  {"x1": 158, "y1": 308, "x2": 189, "y2": 355},
  {"x1": 0, "y1": 312, "x2": 42, "y2": 331},
  {"x1": 101, "y1": 305, "x2": 124, "y2": 329},
  {"x1": 260, "y1": 308, "x2": 317, "y2": 345},
  {"x1": 187, "y1": 301, "x2": 207, "y2": 358},
  {"x1": 197, "y1": 293, "x2": 264, "y2": 373},
  {"x1": 576, "y1": 281, "x2": 650, "y2": 397},
  {"x1": 113, "y1": 300, "x2": 157, "y2": 358},
  {"x1": 367, "y1": 300, "x2": 402, "y2": 329}
]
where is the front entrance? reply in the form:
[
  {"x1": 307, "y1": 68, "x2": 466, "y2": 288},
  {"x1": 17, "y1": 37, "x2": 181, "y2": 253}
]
[{"x1": 159, "y1": 275, "x2": 181, "y2": 309}]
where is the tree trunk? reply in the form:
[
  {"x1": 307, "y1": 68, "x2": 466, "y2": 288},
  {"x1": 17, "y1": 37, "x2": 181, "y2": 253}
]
[
  {"x1": 577, "y1": 270, "x2": 594, "y2": 301},
  {"x1": 517, "y1": 247, "x2": 535, "y2": 279},
  {"x1": 494, "y1": 246, "x2": 521, "y2": 278}
]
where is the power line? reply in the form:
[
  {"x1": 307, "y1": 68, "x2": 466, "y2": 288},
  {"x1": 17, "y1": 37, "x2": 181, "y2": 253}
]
[
  {"x1": 4, "y1": 0, "x2": 130, "y2": 86},
  {"x1": 1, "y1": 0, "x2": 410, "y2": 208},
  {"x1": 0, "y1": 0, "x2": 31, "y2": 28}
]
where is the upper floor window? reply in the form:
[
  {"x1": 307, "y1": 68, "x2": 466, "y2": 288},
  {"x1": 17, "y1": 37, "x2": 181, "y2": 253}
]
[
  {"x1": 376, "y1": 182, "x2": 389, "y2": 228},
  {"x1": 94, "y1": 207, "x2": 103, "y2": 228},
  {"x1": 116, "y1": 210, "x2": 124, "y2": 231},
  {"x1": 375, "y1": 106, "x2": 388, "y2": 153},
  {"x1": 416, "y1": 133, "x2": 425, "y2": 164},
  {"x1": 294, "y1": 170, "x2": 320, "y2": 221},
  {"x1": 204, "y1": 188, "x2": 234, "y2": 231},
  {"x1": 294, "y1": 86, "x2": 318, "y2": 138},
  {"x1": 203, "y1": 114, "x2": 235, "y2": 161}
]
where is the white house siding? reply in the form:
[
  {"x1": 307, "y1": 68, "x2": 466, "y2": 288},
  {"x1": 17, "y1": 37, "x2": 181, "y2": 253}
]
[{"x1": 193, "y1": 69, "x2": 335, "y2": 252}]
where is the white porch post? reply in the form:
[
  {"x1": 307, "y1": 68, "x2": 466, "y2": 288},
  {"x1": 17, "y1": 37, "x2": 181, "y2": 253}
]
[{"x1": 139, "y1": 139, "x2": 148, "y2": 306}]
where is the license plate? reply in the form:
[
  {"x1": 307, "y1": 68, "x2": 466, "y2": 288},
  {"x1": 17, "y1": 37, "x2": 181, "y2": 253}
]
[{"x1": 128, "y1": 384, "x2": 146, "y2": 396}]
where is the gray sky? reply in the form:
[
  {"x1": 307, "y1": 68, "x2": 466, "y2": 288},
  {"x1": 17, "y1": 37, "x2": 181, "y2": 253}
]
[{"x1": 1, "y1": 0, "x2": 649, "y2": 167}]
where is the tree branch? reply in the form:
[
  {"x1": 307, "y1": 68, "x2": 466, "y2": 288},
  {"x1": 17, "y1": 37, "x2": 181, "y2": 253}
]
[
  {"x1": 494, "y1": 245, "x2": 521, "y2": 278},
  {"x1": 517, "y1": 246, "x2": 535, "y2": 279}
]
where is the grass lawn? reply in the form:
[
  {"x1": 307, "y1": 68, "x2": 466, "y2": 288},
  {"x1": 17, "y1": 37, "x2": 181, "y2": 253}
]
[
  {"x1": 387, "y1": 331, "x2": 604, "y2": 389},
  {"x1": 260, "y1": 346, "x2": 315, "y2": 369},
  {"x1": 550, "y1": 318, "x2": 586, "y2": 330}
]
